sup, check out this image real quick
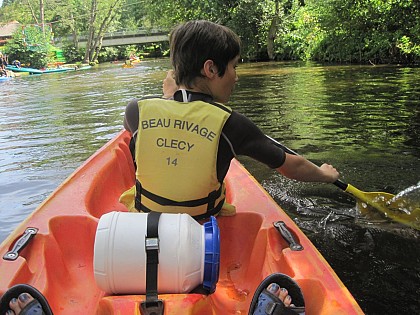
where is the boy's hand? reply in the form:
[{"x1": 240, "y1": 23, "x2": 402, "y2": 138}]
[
  {"x1": 319, "y1": 163, "x2": 339, "y2": 183},
  {"x1": 163, "y1": 70, "x2": 178, "y2": 98}
]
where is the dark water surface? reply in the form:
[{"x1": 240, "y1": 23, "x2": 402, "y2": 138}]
[{"x1": 1, "y1": 60, "x2": 419, "y2": 314}]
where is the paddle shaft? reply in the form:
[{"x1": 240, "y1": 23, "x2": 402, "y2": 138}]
[{"x1": 266, "y1": 135, "x2": 349, "y2": 191}]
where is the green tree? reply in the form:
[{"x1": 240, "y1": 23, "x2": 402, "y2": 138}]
[
  {"x1": 0, "y1": 0, "x2": 35, "y2": 24},
  {"x1": 301, "y1": 0, "x2": 420, "y2": 63},
  {"x1": 83, "y1": 0, "x2": 124, "y2": 63},
  {"x1": 2, "y1": 0, "x2": 419, "y2": 64},
  {"x1": 4, "y1": 24, "x2": 50, "y2": 68},
  {"x1": 119, "y1": 0, "x2": 148, "y2": 29},
  {"x1": 2, "y1": 0, "x2": 16, "y2": 6}
]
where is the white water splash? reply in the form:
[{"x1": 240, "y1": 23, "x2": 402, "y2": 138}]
[{"x1": 387, "y1": 182, "x2": 420, "y2": 215}]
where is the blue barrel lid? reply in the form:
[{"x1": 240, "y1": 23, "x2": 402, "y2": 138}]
[{"x1": 202, "y1": 216, "x2": 220, "y2": 293}]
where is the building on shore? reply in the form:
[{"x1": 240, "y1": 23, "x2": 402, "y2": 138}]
[{"x1": 0, "y1": 20, "x2": 20, "y2": 47}]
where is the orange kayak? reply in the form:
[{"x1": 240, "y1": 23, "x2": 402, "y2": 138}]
[{"x1": 0, "y1": 131, "x2": 363, "y2": 314}]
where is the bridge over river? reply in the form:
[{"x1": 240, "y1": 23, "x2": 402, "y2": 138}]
[{"x1": 55, "y1": 28, "x2": 169, "y2": 47}]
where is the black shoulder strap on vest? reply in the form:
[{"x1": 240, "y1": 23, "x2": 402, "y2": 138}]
[
  {"x1": 140, "y1": 211, "x2": 164, "y2": 315},
  {"x1": 129, "y1": 135, "x2": 137, "y2": 170}
]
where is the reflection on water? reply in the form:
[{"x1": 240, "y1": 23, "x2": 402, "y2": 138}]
[{"x1": 0, "y1": 60, "x2": 419, "y2": 314}]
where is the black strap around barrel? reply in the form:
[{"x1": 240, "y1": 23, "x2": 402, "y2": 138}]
[{"x1": 140, "y1": 211, "x2": 164, "y2": 315}]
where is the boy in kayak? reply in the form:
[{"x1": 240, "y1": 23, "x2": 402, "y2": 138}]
[
  {"x1": 120, "y1": 19, "x2": 337, "y2": 314},
  {"x1": 121, "y1": 20, "x2": 339, "y2": 220}
]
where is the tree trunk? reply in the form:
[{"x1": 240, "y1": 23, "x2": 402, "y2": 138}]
[
  {"x1": 26, "y1": 0, "x2": 38, "y2": 24},
  {"x1": 69, "y1": 13, "x2": 79, "y2": 49},
  {"x1": 84, "y1": 0, "x2": 98, "y2": 63},
  {"x1": 84, "y1": 0, "x2": 121, "y2": 63},
  {"x1": 39, "y1": 0, "x2": 45, "y2": 33},
  {"x1": 91, "y1": 3, "x2": 120, "y2": 62},
  {"x1": 267, "y1": 1, "x2": 280, "y2": 60},
  {"x1": 92, "y1": 37, "x2": 103, "y2": 62}
]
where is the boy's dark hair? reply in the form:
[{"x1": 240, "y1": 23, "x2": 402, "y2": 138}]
[{"x1": 169, "y1": 20, "x2": 241, "y2": 88}]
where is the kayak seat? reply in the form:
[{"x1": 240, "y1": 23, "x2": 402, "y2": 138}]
[
  {"x1": 0, "y1": 215, "x2": 101, "y2": 312},
  {"x1": 218, "y1": 213, "x2": 265, "y2": 285},
  {"x1": 46, "y1": 215, "x2": 102, "y2": 311}
]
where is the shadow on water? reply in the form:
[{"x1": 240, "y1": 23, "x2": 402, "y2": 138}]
[{"x1": 0, "y1": 60, "x2": 419, "y2": 314}]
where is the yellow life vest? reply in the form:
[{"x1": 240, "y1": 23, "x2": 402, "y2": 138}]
[{"x1": 120, "y1": 97, "x2": 232, "y2": 219}]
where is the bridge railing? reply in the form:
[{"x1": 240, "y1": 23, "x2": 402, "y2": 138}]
[{"x1": 55, "y1": 28, "x2": 168, "y2": 44}]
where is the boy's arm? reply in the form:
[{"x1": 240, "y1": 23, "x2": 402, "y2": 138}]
[
  {"x1": 276, "y1": 154, "x2": 339, "y2": 183},
  {"x1": 123, "y1": 99, "x2": 140, "y2": 133},
  {"x1": 226, "y1": 111, "x2": 339, "y2": 183}
]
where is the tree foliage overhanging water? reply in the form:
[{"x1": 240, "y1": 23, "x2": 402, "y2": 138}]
[{"x1": 1, "y1": 0, "x2": 419, "y2": 65}]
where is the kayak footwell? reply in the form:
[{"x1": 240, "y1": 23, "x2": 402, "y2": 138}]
[{"x1": 0, "y1": 131, "x2": 363, "y2": 314}]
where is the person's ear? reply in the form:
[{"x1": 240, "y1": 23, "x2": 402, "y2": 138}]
[{"x1": 203, "y1": 60, "x2": 217, "y2": 78}]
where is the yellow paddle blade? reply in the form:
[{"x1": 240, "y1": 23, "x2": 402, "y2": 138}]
[{"x1": 346, "y1": 184, "x2": 420, "y2": 230}]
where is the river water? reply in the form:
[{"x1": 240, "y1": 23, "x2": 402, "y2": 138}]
[{"x1": 0, "y1": 60, "x2": 419, "y2": 314}]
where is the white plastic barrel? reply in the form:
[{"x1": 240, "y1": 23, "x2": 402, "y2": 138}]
[{"x1": 93, "y1": 211, "x2": 219, "y2": 294}]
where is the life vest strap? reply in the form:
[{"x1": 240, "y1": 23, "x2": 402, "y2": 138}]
[
  {"x1": 139, "y1": 197, "x2": 225, "y2": 221},
  {"x1": 136, "y1": 180, "x2": 222, "y2": 208}
]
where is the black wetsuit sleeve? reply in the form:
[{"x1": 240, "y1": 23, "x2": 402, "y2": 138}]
[
  {"x1": 124, "y1": 98, "x2": 140, "y2": 134},
  {"x1": 223, "y1": 111, "x2": 286, "y2": 169}
]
